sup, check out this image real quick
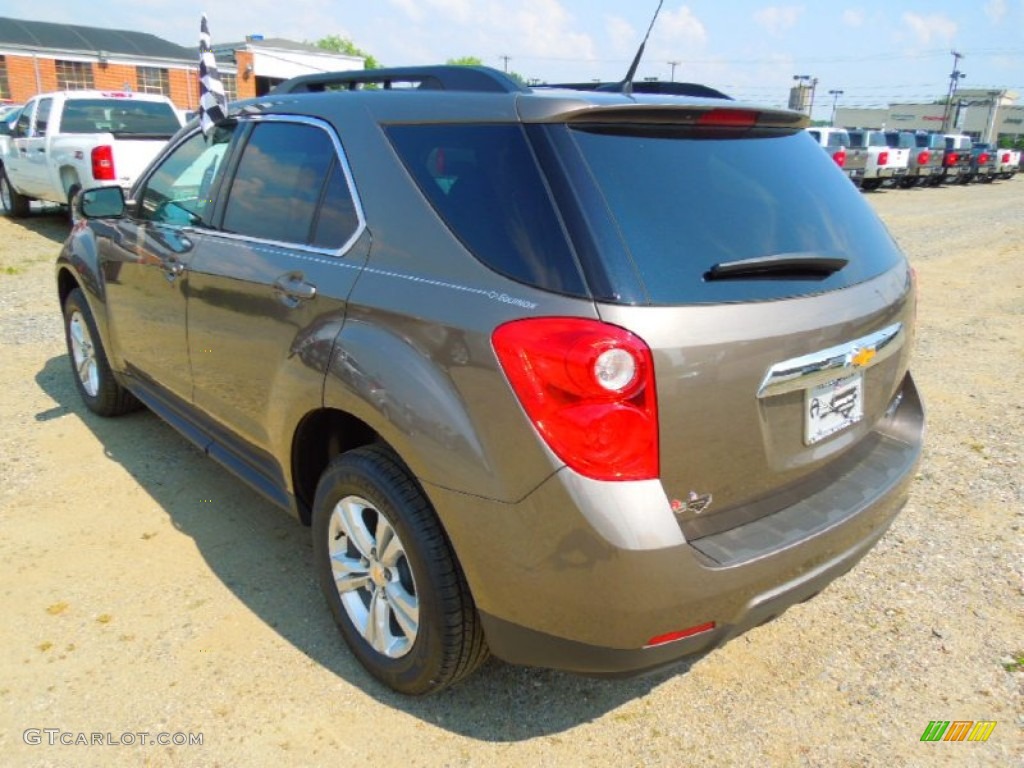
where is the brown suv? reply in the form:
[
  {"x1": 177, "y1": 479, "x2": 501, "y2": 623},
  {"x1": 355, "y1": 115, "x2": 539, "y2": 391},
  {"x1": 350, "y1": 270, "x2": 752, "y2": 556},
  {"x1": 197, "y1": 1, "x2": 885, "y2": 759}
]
[{"x1": 59, "y1": 66, "x2": 923, "y2": 694}]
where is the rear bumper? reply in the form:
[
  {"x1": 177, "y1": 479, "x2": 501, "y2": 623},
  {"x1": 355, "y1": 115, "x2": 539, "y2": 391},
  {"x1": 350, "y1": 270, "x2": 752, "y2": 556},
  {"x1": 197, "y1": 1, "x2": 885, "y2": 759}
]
[{"x1": 430, "y1": 375, "x2": 924, "y2": 675}]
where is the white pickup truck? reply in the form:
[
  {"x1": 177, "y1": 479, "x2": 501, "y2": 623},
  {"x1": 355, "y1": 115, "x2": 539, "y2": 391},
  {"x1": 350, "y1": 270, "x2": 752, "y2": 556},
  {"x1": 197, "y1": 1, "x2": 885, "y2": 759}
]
[
  {"x1": 0, "y1": 90, "x2": 182, "y2": 218},
  {"x1": 846, "y1": 128, "x2": 910, "y2": 191}
]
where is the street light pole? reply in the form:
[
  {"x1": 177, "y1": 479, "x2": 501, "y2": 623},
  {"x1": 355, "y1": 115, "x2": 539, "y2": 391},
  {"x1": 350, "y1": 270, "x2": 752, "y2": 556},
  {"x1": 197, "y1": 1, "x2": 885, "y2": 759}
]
[
  {"x1": 829, "y1": 89, "x2": 844, "y2": 126},
  {"x1": 942, "y1": 50, "x2": 965, "y2": 132}
]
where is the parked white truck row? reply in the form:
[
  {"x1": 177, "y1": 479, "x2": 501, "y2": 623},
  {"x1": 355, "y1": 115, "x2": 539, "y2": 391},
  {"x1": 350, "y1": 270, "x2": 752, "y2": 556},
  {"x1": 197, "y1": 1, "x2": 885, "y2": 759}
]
[
  {"x1": 0, "y1": 90, "x2": 183, "y2": 218},
  {"x1": 807, "y1": 126, "x2": 1020, "y2": 190}
]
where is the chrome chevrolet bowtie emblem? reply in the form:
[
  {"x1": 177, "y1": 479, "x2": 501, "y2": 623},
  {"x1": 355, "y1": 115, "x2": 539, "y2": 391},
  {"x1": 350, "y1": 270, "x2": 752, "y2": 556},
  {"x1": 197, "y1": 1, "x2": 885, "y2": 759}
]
[{"x1": 671, "y1": 492, "x2": 713, "y2": 515}]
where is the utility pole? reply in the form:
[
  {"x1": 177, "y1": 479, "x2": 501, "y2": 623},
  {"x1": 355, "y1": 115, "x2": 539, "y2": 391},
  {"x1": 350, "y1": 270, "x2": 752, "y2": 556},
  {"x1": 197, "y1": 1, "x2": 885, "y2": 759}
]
[
  {"x1": 667, "y1": 60, "x2": 680, "y2": 82},
  {"x1": 499, "y1": 55, "x2": 511, "y2": 74},
  {"x1": 942, "y1": 50, "x2": 965, "y2": 132},
  {"x1": 828, "y1": 89, "x2": 844, "y2": 126}
]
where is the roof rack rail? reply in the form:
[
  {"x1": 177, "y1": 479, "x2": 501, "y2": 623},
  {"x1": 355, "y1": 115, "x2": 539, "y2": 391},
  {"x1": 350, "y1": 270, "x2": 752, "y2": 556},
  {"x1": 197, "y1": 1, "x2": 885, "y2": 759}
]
[
  {"x1": 272, "y1": 65, "x2": 528, "y2": 95},
  {"x1": 539, "y1": 81, "x2": 732, "y2": 100}
]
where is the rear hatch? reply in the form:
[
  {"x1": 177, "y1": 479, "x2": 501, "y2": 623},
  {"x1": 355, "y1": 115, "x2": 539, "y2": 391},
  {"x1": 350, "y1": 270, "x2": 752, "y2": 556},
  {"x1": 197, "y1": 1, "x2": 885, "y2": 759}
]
[{"x1": 532, "y1": 104, "x2": 914, "y2": 536}]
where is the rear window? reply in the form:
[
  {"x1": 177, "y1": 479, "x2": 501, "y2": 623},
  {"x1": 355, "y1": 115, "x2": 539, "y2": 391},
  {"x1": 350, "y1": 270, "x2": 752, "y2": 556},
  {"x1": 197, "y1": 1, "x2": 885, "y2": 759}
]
[
  {"x1": 560, "y1": 126, "x2": 903, "y2": 305},
  {"x1": 825, "y1": 130, "x2": 849, "y2": 148},
  {"x1": 386, "y1": 124, "x2": 586, "y2": 297},
  {"x1": 884, "y1": 132, "x2": 914, "y2": 148},
  {"x1": 60, "y1": 99, "x2": 180, "y2": 137}
]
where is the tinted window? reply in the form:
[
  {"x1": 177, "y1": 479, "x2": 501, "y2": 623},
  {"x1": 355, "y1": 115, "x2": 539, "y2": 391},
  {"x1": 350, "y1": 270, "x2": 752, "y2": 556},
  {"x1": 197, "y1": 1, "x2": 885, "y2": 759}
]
[
  {"x1": 826, "y1": 130, "x2": 848, "y2": 148},
  {"x1": 884, "y1": 132, "x2": 914, "y2": 148},
  {"x1": 311, "y1": 160, "x2": 360, "y2": 249},
  {"x1": 139, "y1": 125, "x2": 234, "y2": 226},
  {"x1": 60, "y1": 99, "x2": 180, "y2": 136},
  {"x1": 222, "y1": 122, "x2": 334, "y2": 244},
  {"x1": 35, "y1": 98, "x2": 52, "y2": 135},
  {"x1": 15, "y1": 103, "x2": 32, "y2": 136},
  {"x1": 564, "y1": 127, "x2": 904, "y2": 305},
  {"x1": 386, "y1": 124, "x2": 585, "y2": 297}
]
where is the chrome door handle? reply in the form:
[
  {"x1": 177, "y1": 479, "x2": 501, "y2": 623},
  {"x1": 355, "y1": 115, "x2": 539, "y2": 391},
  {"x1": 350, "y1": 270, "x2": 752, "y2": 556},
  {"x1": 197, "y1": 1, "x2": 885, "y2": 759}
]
[
  {"x1": 162, "y1": 259, "x2": 185, "y2": 279},
  {"x1": 274, "y1": 273, "x2": 317, "y2": 302}
]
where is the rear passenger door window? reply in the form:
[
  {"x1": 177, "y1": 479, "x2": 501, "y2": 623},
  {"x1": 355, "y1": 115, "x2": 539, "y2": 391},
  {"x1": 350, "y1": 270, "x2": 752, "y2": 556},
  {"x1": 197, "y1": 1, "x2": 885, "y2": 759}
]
[{"x1": 222, "y1": 121, "x2": 359, "y2": 249}]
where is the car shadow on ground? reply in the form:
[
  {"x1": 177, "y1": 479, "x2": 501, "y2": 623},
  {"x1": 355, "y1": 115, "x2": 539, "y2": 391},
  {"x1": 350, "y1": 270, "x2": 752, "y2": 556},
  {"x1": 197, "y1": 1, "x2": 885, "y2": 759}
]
[
  {"x1": 34, "y1": 355, "x2": 686, "y2": 740},
  {"x1": 1, "y1": 205, "x2": 71, "y2": 243}
]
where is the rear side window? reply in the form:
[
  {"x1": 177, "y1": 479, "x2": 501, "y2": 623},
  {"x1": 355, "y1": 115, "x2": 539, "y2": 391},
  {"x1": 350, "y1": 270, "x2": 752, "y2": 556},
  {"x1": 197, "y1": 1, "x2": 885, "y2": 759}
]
[
  {"x1": 386, "y1": 124, "x2": 586, "y2": 297},
  {"x1": 563, "y1": 127, "x2": 904, "y2": 305},
  {"x1": 223, "y1": 122, "x2": 337, "y2": 245}
]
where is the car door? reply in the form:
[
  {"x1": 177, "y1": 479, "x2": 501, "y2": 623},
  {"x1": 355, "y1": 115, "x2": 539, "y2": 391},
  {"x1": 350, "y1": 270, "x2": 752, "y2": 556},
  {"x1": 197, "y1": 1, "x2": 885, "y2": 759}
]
[
  {"x1": 100, "y1": 124, "x2": 237, "y2": 401},
  {"x1": 187, "y1": 116, "x2": 369, "y2": 478},
  {"x1": 19, "y1": 96, "x2": 54, "y2": 197},
  {"x1": 7, "y1": 100, "x2": 37, "y2": 195}
]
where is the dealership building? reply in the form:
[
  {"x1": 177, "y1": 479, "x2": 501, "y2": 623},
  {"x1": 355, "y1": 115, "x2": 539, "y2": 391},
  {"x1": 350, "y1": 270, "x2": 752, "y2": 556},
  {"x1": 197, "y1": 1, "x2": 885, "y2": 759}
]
[
  {"x1": 0, "y1": 16, "x2": 362, "y2": 110},
  {"x1": 834, "y1": 89, "x2": 1023, "y2": 143}
]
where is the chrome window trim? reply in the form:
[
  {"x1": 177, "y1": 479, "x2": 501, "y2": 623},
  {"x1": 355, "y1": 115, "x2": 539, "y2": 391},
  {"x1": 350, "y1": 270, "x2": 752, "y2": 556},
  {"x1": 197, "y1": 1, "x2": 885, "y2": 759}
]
[
  {"x1": 757, "y1": 322, "x2": 904, "y2": 399},
  {"x1": 139, "y1": 114, "x2": 367, "y2": 259}
]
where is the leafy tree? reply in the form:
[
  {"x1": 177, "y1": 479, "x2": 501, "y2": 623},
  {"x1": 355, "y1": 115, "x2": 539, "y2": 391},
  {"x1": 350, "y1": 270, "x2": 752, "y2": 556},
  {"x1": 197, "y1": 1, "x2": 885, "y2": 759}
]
[
  {"x1": 447, "y1": 56, "x2": 527, "y2": 85},
  {"x1": 446, "y1": 56, "x2": 484, "y2": 67},
  {"x1": 314, "y1": 35, "x2": 380, "y2": 69}
]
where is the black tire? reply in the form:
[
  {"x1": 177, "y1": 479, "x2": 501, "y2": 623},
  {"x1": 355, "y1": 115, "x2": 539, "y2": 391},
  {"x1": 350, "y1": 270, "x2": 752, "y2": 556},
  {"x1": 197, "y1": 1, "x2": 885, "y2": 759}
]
[
  {"x1": 861, "y1": 179, "x2": 881, "y2": 192},
  {"x1": 62, "y1": 287, "x2": 140, "y2": 416},
  {"x1": 312, "y1": 445, "x2": 488, "y2": 695},
  {"x1": 0, "y1": 168, "x2": 31, "y2": 218}
]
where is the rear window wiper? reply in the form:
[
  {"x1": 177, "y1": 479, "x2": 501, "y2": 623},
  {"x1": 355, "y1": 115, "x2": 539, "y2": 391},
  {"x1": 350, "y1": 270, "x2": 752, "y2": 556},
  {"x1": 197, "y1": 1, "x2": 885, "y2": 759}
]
[{"x1": 705, "y1": 253, "x2": 848, "y2": 281}]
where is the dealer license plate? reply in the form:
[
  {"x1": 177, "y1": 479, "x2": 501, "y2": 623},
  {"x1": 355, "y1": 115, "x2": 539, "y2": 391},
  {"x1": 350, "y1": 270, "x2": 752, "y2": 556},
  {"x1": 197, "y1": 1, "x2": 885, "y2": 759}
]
[{"x1": 805, "y1": 373, "x2": 863, "y2": 445}]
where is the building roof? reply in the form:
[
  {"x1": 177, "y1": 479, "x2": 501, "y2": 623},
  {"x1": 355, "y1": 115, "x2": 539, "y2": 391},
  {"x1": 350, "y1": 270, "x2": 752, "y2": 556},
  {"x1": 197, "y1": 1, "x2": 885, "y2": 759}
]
[{"x1": 0, "y1": 16, "x2": 194, "y2": 62}]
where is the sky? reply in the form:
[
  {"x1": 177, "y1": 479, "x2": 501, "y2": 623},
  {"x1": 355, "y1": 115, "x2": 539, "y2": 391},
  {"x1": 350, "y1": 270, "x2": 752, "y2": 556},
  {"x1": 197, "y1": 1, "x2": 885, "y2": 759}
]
[{"x1": 6, "y1": 0, "x2": 1024, "y2": 120}]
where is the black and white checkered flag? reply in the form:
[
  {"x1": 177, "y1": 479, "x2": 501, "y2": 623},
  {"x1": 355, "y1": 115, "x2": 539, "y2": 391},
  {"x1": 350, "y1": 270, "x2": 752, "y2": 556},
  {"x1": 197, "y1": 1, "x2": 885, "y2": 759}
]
[{"x1": 198, "y1": 14, "x2": 228, "y2": 136}]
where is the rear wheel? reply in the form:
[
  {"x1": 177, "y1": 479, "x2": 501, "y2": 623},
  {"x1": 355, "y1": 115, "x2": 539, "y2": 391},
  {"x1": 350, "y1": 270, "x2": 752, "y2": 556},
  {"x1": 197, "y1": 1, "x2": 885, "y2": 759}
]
[
  {"x1": 62, "y1": 288, "x2": 140, "y2": 416},
  {"x1": 312, "y1": 445, "x2": 488, "y2": 695},
  {"x1": 861, "y1": 179, "x2": 882, "y2": 192},
  {"x1": 0, "y1": 168, "x2": 31, "y2": 218}
]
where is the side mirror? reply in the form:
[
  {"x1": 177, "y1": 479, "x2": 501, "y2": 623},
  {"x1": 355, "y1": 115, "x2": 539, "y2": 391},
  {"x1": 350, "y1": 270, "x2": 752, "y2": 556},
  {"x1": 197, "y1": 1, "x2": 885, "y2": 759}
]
[{"x1": 80, "y1": 186, "x2": 126, "y2": 219}]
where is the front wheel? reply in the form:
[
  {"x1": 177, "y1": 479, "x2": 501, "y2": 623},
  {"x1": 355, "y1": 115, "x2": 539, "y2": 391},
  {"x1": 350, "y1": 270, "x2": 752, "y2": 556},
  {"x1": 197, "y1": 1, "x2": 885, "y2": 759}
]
[
  {"x1": 312, "y1": 446, "x2": 488, "y2": 695},
  {"x1": 62, "y1": 288, "x2": 140, "y2": 416}
]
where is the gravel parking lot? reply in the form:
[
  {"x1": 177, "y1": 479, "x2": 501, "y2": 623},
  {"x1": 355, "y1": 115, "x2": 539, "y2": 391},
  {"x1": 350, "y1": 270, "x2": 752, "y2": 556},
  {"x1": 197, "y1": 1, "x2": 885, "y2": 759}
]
[{"x1": 0, "y1": 180, "x2": 1021, "y2": 767}]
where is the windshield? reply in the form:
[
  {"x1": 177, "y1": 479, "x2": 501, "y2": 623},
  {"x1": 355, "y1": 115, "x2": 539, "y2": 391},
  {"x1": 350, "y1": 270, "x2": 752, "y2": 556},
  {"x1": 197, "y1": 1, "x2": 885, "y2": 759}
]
[
  {"x1": 60, "y1": 99, "x2": 181, "y2": 137},
  {"x1": 557, "y1": 126, "x2": 903, "y2": 304}
]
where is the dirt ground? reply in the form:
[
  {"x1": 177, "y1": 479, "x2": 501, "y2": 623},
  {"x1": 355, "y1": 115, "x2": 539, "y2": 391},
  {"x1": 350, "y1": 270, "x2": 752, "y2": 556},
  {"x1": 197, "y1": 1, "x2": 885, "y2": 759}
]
[{"x1": 0, "y1": 180, "x2": 1021, "y2": 767}]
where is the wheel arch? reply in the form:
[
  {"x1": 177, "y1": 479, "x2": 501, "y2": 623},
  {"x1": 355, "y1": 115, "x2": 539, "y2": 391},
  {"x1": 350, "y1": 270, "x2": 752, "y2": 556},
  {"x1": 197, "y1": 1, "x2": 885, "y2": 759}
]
[{"x1": 291, "y1": 407, "x2": 382, "y2": 525}]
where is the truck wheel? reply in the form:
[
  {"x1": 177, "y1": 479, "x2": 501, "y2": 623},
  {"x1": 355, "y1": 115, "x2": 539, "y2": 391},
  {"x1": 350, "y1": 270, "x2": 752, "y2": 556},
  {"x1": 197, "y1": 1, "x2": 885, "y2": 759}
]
[
  {"x1": 62, "y1": 288, "x2": 141, "y2": 416},
  {"x1": 311, "y1": 445, "x2": 488, "y2": 695},
  {"x1": 0, "y1": 168, "x2": 31, "y2": 218},
  {"x1": 861, "y1": 179, "x2": 881, "y2": 192}
]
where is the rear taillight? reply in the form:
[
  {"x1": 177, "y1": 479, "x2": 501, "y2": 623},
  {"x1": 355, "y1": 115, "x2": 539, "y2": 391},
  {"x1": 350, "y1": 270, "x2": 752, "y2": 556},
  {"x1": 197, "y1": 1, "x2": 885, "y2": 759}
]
[
  {"x1": 492, "y1": 318, "x2": 658, "y2": 481},
  {"x1": 978, "y1": 152, "x2": 990, "y2": 165},
  {"x1": 832, "y1": 149, "x2": 846, "y2": 168},
  {"x1": 877, "y1": 150, "x2": 889, "y2": 166},
  {"x1": 917, "y1": 150, "x2": 930, "y2": 165},
  {"x1": 944, "y1": 152, "x2": 957, "y2": 167},
  {"x1": 1002, "y1": 152, "x2": 1011, "y2": 164},
  {"x1": 91, "y1": 145, "x2": 116, "y2": 181}
]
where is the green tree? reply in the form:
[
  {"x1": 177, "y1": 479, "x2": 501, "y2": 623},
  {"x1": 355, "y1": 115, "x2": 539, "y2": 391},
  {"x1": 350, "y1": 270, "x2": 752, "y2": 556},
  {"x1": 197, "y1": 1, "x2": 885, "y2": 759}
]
[
  {"x1": 446, "y1": 56, "x2": 484, "y2": 67},
  {"x1": 314, "y1": 35, "x2": 380, "y2": 69},
  {"x1": 447, "y1": 56, "x2": 527, "y2": 85}
]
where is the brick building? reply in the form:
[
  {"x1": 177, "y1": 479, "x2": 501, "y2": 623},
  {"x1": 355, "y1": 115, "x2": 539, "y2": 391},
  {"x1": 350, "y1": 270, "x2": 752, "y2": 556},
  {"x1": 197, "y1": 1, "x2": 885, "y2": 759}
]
[{"x1": 0, "y1": 17, "x2": 363, "y2": 111}]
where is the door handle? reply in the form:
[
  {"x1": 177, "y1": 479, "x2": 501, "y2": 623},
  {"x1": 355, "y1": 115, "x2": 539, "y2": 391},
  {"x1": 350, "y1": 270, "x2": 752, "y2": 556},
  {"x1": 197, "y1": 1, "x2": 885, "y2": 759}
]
[
  {"x1": 273, "y1": 273, "x2": 317, "y2": 302},
  {"x1": 162, "y1": 258, "x2": 185, "y2": 280}
]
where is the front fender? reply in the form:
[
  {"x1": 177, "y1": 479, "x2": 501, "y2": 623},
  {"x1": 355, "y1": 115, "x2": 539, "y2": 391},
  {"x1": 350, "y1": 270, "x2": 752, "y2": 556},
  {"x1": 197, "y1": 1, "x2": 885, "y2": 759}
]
[{"x1": 56, "y1": 223, "x2": 108, "y2": 338}]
